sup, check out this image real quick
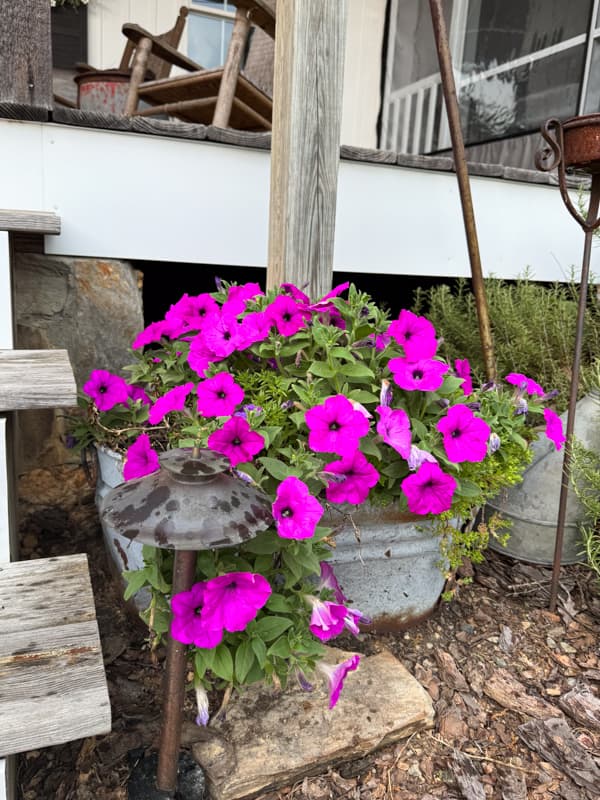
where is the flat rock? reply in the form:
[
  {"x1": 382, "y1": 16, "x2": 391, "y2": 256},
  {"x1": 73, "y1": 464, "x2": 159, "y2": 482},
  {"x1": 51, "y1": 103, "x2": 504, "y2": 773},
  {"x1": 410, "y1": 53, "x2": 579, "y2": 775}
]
[{"x1": 192, "y1": 649, "x2": 434, "y2": 800}]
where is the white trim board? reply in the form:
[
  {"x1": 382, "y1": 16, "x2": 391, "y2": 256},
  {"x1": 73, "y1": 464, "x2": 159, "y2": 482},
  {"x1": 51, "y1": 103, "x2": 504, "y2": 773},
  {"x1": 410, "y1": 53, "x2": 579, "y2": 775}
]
[{"x1": 0, "y1": 118, "x2": 591, "y2": 282}]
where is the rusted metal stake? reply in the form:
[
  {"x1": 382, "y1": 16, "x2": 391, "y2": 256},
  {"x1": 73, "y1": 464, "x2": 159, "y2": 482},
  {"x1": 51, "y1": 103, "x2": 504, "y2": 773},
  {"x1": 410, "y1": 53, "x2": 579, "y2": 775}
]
[
  {"x1": 549, "y1": 172, "x2": 600, "y2": 611},
  {"x1": 428, "y1": 0, "x2": 496, "y2": 381},
  {"x1": 156, "y1": 548, "x2": 197, "y2": 792}
]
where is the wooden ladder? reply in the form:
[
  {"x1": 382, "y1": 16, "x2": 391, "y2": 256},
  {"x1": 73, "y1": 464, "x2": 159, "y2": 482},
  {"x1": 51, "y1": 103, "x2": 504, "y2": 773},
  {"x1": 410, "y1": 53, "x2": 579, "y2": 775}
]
[{"x1": 0, "y1": 211, "x2": 111, "y2": 800}]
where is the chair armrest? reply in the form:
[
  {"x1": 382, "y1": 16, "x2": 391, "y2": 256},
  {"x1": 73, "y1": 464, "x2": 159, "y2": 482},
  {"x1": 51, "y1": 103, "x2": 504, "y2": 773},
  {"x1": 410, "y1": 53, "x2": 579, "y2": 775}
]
[
  {"x1": 121, "y1": 23, "x2": 203, "y2": 72},
  {"x1": 232, "y1": 0, "x2": 276, "y2": 38}
]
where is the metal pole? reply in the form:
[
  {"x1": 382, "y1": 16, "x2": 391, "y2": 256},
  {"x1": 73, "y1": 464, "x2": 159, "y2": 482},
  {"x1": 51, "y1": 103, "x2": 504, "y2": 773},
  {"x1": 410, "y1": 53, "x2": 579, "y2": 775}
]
[
  {"x1": 428, "y1": 0, "x2": 496, "y2": 381},
  {"x1": 156, "y1": 549, "x2": 197, "y2": 792},
  {"x1": 549, "y1": 171, "x2": 600, "y2": 611}
]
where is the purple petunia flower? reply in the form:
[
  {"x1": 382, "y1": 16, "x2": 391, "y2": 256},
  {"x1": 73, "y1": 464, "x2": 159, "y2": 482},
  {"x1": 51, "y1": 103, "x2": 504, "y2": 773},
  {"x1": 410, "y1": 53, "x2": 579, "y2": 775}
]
[
  {"x1": 201, "y1": 572, "x2": 271, "y2": 633},
  {"x1": 317, "y1": 654, "x2": 361, "y2": 709},
  {"x1": 379, "y1": 379, "x2": 393, "y2": 407},
  {"x1": 207, "y1": 416, "x2": 264, "y2": 466},
  {"x1": 515, "y1": 397, "x2": 528, "y2": 415},
  {"x1": 401, "y1": 461, "x2": 457, "y2": 515},
  {"x1": 308, "y1": 597, "x2": 347, "y2": 641},
  {"x1": 455, "y1": 358, "x2": 473, "y2": 396},
  {"x1": 131, "y1": 320, "x2": 175, "y2": 350},
  {"x1": 388, "y1": 357, "x2": 449, "y2": 392},
  {"x1": 272, "y1": 476, "x2": 324, "y2": 539},
  {"x1": 407, "y1": 446, "x2": 437, "y2": 471},
  {"x1": 543, "y1": 408, "x2": 566, "y2": 450},
  {"x1": 305, "y1": 395, "x2": 370, "y2": 458},
  {"x1": 488, "y1": 432, "x2": 501, "y2": 454},
  {"x1": 266, "y1": 295, "x2": 311, "y2": 336},
  {"x1": 280, "y1": 282, "x2": 310, "y2": 304},
  {"x1": 236, "y1": 311, "x2": 272, "y2": 349},
  {"x1": 318, "y1": 562, "x2": 347, "y2": 604},
  {"x1": 324, "y1": 450, "x2": 380, "y2": 505},
  {"x1": 437, "y1": 405, "x2": 491, "y2": 463},
  {"x1": 195, "y1": 684, "x2": 210, "y2": 726},
  {"x1": 165, "y1": 293, "x2": 219, "y2": 334},
  {"x1": 170, "y1": 582, "x2": 224, "y2": 649},
  {"x1": 197, "y1": 372, "x2": 244, "y2": 418},
  {"x1": 375, "y1": 405, "x2": 411, "y2": 458},
  {"x1": 309, "y1": 282, "x2": 350, "y2": 311},
  {"x1": 225, "y1": 282, "x2": 264, "y2": 315},
  {"x1": 83, "y1": 369, "x2": 129, "y2": 411},
  {"x1": 387, "y1": 310, "x2": 438, "y2": 360},
  {"x1": 342, "y1": 607, "x2": 372, "y2": 636},
  {"x1": 148, "y1": 382, "x2": 195, "y2": 425},
  {"x1": 123, "y1": 433, "x2": 161, "y2": 481},
  {"x1": 127, "y1": 384, "x2": 151, "y2": 406},
  {"x1": 506, "y1": 372, "x2": 545, "y2": 397},
  {"x1": 202, "y1": 312, "x2": 241, "y2": 359}
]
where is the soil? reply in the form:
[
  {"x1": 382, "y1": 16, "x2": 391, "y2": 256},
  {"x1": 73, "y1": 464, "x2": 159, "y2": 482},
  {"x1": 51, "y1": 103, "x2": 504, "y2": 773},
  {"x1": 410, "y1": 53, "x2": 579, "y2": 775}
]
[{"x1": 15, "y1": 469, "x2": 600, "y2": 800}]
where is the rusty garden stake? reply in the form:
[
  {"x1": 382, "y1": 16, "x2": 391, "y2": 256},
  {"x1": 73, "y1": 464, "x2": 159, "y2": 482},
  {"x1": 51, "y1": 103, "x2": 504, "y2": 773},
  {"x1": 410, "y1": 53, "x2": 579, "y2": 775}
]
[
  {"x1": 428, "y1": 0, "x2": 496, "y2": 382},
  {"x1": 536, "y1": 115, "x2": 600, "y2": 612}
]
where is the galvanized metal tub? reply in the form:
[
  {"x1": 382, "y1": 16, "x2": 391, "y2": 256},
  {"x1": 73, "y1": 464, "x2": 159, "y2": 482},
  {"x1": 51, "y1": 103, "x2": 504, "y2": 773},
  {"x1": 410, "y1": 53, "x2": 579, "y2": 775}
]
[
  {"x1": 325, "y1": 504, "x2": 449, "y2": 631},
  {"x1": 486, "y1": 393, "x2": 600, "y2": 565},
  {"x1": 75, "y1": 70, "x2": 132, "y2": 115}
]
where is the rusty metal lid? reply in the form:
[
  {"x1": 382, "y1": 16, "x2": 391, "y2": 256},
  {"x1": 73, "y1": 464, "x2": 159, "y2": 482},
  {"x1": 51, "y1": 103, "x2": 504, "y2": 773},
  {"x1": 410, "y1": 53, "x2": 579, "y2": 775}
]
[{"x1": 100, "y1": 448, "x2": 272, "y2": 550}]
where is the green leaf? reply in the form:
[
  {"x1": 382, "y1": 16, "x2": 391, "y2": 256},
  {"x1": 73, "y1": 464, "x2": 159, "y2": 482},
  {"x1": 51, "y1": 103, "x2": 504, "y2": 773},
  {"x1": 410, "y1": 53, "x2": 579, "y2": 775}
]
[
  {"x1": 251, "y1": 636, "x2": 267, "y2": 667},
  {"x1": 308, "y1": 361, "x2": 336, "y2": 379},
  {"x1": 145, "y1": 562, "x2": 171, "y2": 593},
  {"x1": 211, "y1": 644, "x2": 234, "y2": 682},
  {"x1": 266, "y1": 593, "x2": 293, "y2": 613},
  {"x1": 260, "y1": 426, "x2": 282, "y2": 449},
  {"x1": 242, "y1": 530, "x2": 283, "y2": 555},
  {"x1": 339, "y1": 362, "x2": 374, "y2": 379},
  {"x1": 259, "y1": 457, "x2": 298, "y2": 481},
  {"x1": 234, "y1": 640, "x2": 255, "y2": 683},
  {"x1": 267, "y1": 636, "x2": 292, "y2": 659},
  {"x1": 330, "y1": 347, "x2": 355, "y2": 362},
  {"x1": 440, "y1": 375, "x2": 466, "y2": 394},
  {"x1": 123, "y1": 568, "x2": 150, "y2": 601},
  {"x1": 360, "y1": 437, "x2": 382, "y2": 459},
  {"x1": 254, "y1": 615, "x2": 293, "y2": 642},
  {"x1": 455, "y1": 478, "x2": 483, "y2": 498},
  {"x1": 281, "y1": 549, "x2": 305, "y2": 585},
  {"x1": 194, "y1": 650, "x2": 210, "y2": 680},
  {"x1": 348, "y1": 389, "x2": 379, "y2": 403}
]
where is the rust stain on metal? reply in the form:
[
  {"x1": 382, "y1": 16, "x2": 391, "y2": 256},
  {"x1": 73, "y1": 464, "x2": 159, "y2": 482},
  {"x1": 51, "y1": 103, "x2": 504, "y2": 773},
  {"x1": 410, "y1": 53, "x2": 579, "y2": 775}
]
[{"x1": 113, "y1": 537, "x2": 129, "y2": 570}]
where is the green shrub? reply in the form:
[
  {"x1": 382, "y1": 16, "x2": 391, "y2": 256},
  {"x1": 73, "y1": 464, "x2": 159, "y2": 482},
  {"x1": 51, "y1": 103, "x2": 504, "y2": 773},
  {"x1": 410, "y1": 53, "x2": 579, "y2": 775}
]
[{"x1": 414, "y1": 274, "x2": 600, "y2": 412}]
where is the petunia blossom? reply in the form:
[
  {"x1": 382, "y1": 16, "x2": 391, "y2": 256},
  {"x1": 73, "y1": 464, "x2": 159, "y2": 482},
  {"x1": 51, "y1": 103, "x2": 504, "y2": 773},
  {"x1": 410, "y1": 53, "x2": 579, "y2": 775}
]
[
  {"x1": 401, "y1": 461, "x2": 457, "y2": 515},
  {"x1": 123, "y1": 433, "x2": 160, "y2": 481},
  {"x1": 305, "y1": 395, "x2": 370, "y2": 457},
  {"x1": 379, "y1": 379, "x2": 393, "y2": 407},
  {"x1": 342, "y1": 607, "x2": 372, "y2": 636},
  {"x1": 455, "y1": 358, "x2": 473, "y2": 396},
  {"x1": 437, "y1": 404, "x2": 491, "y2": 463},
  {"x1": 170, "y1": 582, "x2": 223, "y2": 649},
  {"x1": 202, "y1": 312, "x2": 241, "y2": 358},
  {"x1": 83, "y1": 369, "x2": 129, "y2": 411},
  {"x1": 195, "y1": 684, "x2": 210, "y2": 726},
  {"x1": 307, "y1": 597, "x2": 347, "y2": 640},
  {"x1": 197, "y1": 372, "x2": 244, "y2": 417},
  {"x1": 201, "y1": 572, "x2": 271, "y2": 632},
  {"x1": 127, "y1": 384, "x2": 151, "y2": 406},
  {"x1": 543, "y1": 408, "x2": 566, "y2": 450},
  {"x1": 387, "y1": 310, "x2": 438, "y2": 360},
  {"x1": 131, "y1": 320, "x2": 174, "y2": 350},
  {"x1": 388, "y1": 357, "x2": 449, "y2": 392},
  {"x1": 318, "y1": 562, "x2": 347, "y2": 604},
  {"x1": 148, "y1": 382, "x2": 195, "y2": 425},
  {"x1": 165, "y1": 292, "x2": 219, "y2": 333},
  {"x1": 376, "y1": 405, "x2": 411, "y2": 458},
  {"x1": 266, "y1": 295, "x2": 311, "y2": 336},
  {"x1": 407, "y1": 445, "x2": 437, "y2": 471},
  {"x1": 207, "y1": 416, "x2": 264, "y2": 466},
  {"x1": 506, "y1": 372, "x2": 544, "y2": 397},
  {"x1": 325, "y1": 450, "x2": 380, "y2": 505},
  {"x1": 272, "y1": 476, "x2": 323, "y2": 539},
  {"x1": 317, "y1": 654, "x2": 361, "y2": 709}
]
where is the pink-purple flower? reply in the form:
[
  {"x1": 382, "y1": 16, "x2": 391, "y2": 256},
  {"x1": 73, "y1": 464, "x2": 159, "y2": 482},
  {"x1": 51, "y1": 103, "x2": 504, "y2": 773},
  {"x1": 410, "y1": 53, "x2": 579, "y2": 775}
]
[
  {"x1": 197, "y1": 372, "x2": 244, "y2": 417},
  {"x1": 266, "y1": 295, "x2": 311, "y2": 336},
  {"x1": 387, "y1": 310, "x2": 438, "y2": 360},
  {"x1": 506, "y1": 372, "x2": 545, "y2": 396},
  {"x1": 437, "y1": 405, "x2": 491, "y2": 463},
  {"x1": 308, "y1": 597, "x2": 347, "y2": 640},
  {"x1": 317, "y1": 655, "x2": 361, "y2": 709},
  {"x1": 324, "y1": 450, "x2": 379, "y2": 505},
  {"x1": 407, "y1": 446, "x2": 438, "y2": 471},
  {"x1": 148, "y1": 382, "x2": 195, "y2": 425},
  {"x1": 318, "y1": 562, "x2": 347, "y2": 604},
  {"x1": 201, "y1": 572, "x2": 271, "y2": 632},
  {"x1": 376, "y1": 405, "x2": 411, "y2": 458},
  {"x1": 543, "y1": 408, "x2": 566, "y2": 450},
  {"x1": 272, "y1": 476, "x2": 323, "y2": 539},
  {"x1": 455, "y1": 359, "x2": 473, "y2": 396},
  {"x1": 123, "y1": 433, "x2": 160, "y2": 481},
  {"x1": 388, "y1": 358, "x2": 449, "y2": 392},
  {"x1": 401, "y1": 461, "x2": 457, "y2": 515},
  {"x1": 83, "y1": 369, "x2": 129, "y2": 411},
  {"x1": 170, "y1": 582, "x2": 224, "y2": 649},
  {"x1": 207, "y1": 416, "x2": 264, "y2": 466},
  {"x1": 305, "y1": 395, "x2": 370, "y2": 457}
]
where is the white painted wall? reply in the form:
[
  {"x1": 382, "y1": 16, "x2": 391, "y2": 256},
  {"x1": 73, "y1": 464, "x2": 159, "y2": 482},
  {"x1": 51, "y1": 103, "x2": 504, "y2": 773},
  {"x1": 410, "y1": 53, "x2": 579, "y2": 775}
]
[
  {"x1": 0, "y1": 118, "x2": 591, "y2": 282},
  {"x1": 85, "y1": 0, "x2": 385, "y2": 147}
]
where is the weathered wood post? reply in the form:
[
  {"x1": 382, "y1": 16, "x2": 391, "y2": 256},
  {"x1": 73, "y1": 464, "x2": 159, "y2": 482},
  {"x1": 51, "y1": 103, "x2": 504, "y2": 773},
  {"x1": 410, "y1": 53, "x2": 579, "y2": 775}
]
[
  {"x1": 0, "y1": 0, "x2": 53, "y2": 119},
  {"x1": 267, "y1": 0, "x2": 347, "y2": 299}
]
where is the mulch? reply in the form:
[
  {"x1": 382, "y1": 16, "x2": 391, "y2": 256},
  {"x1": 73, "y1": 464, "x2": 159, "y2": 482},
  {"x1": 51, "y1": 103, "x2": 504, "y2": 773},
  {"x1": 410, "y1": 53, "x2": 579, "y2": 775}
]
[{"x1": 15, "y1": 466, "x2": 600, "y2": 800}]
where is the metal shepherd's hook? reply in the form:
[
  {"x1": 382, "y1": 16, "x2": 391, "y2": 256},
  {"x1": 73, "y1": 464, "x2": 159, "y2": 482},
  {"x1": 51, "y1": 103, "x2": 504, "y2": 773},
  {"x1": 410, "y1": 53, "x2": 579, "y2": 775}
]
[{"x1": 536, "y1": 115, "x2": 600, "y2": 611}]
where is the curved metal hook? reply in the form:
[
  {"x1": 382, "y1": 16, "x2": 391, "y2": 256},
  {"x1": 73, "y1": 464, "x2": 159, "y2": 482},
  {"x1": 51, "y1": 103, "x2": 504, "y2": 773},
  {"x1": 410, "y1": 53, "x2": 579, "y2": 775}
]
[{"x1": 535, "y1": 117, "x2": 562, "y2": 173}]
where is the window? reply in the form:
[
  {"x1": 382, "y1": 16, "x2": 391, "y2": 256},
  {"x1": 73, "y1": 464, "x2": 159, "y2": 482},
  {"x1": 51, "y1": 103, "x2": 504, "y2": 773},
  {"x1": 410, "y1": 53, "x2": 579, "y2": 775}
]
[
  {"x1": 188, "y1": 0, "x2": 235, "y2": 69},
  {"x1": 382, "y1": 0, "x2": 599, "y2": 154}
]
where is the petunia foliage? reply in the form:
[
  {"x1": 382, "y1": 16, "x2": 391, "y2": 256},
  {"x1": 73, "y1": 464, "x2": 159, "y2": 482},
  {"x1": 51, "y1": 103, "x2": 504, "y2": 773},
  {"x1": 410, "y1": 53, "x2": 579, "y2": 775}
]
[{"x1": 71, "y1": 281, "x2": 564, "y2": 716}]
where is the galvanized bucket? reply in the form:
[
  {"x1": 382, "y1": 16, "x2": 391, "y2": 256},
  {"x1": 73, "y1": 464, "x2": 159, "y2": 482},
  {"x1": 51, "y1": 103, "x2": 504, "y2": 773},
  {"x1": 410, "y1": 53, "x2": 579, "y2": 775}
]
[{"x1": 487, "y1": 392, "x2": 600, "y2": 565}]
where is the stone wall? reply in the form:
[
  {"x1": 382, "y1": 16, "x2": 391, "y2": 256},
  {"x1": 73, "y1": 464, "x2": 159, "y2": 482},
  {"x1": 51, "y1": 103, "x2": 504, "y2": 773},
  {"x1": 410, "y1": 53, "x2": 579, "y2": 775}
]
[{"x1": 13, "y1": 252, "x2": 144, "y2": 471}]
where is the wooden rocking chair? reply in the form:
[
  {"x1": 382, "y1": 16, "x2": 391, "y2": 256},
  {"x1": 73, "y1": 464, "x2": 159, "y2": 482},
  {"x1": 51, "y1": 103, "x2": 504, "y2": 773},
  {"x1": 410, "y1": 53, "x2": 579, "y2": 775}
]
[{"x1": 121, "y1": 0, "x2": 276, "y2": 131}]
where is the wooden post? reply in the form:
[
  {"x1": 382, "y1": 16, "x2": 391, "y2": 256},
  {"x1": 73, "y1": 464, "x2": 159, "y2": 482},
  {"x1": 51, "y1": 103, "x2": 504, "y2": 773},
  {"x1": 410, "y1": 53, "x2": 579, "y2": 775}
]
[
  {"x1": 0, "y1": 0, "x2": 52, "y2": 110},
  {"x1": 267, "y1": 0, "x2": 347, "y2": 300}
]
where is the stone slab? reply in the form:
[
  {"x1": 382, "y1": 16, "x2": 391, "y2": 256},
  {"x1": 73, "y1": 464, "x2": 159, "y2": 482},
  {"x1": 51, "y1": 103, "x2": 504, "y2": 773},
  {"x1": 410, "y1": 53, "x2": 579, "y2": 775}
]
[{"x1": 192, "y1": 649, "x2": 434, "y2": 800}]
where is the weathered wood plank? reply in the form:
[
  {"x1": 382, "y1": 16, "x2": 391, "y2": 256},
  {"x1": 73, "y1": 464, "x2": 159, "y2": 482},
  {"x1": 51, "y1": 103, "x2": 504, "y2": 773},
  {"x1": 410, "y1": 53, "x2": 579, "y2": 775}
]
[
  {"x1": 51, "y1": 106, "x2": 133, "y2": 131},
  {"x1": 0, "y1": 1, "x2": 52, "y2": 109},
  {"x1": 0, "y1": 350, "x2": 76, "y2": 411},
  {"x1": 206, "y1": 125, "x2": 271, "y2": 149},
  {"x1": 340, "y1": 145, "x2": 397, "y2": 164},
  {"x1": 0, "y1": 210, "x2": 60, "y2": 235},
  {"x1": 0, "y1": 417, "x2": 17, "y2": 564},
  {"x1": 131, "y1": 117, "x2": 208, "y2": 140},
  {"x1": 0, "y1": 554, "x2": 111, "y2": 757},
  {"x1": 0, "y1": 103, "x2": 49, "y2": 122},
  {"x1": 267, "y1": 0, "x2": 347, "y2": 299}
]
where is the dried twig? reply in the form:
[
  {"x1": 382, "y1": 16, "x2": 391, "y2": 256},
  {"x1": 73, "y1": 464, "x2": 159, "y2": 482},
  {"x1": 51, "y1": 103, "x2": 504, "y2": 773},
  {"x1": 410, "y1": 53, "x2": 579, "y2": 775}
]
[{"x1": 428, "y1": 733, "x2": 538, "y2": 775}]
